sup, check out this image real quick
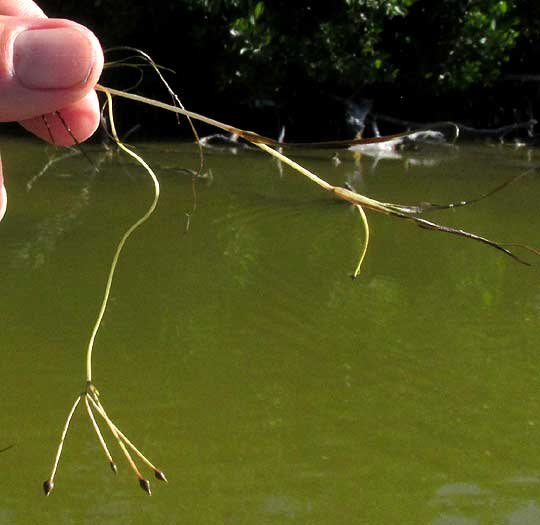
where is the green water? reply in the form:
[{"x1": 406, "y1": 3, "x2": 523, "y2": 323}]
[{"x1": 1, "y1": 137, "x2": 540, "y2": 524}]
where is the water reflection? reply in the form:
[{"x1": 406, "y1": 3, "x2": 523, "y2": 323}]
[{"x1": 430, "y1": 477, "x2": 540, "y2": 524}]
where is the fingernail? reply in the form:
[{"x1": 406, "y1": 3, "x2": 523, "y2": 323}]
[{"x1": 14, "y1": 27, "x2": 96, "y2": 89}]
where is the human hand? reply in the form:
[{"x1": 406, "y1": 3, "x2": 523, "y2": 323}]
[{"x1": 0, "y1": 0, "x2": 104, "y2": 221}]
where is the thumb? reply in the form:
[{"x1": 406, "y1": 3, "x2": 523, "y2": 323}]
[{"x1": 0, "y1": 15, "x2": 103, "y2": 122}]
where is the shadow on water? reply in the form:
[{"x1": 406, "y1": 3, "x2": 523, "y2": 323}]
[{"x1": 1, "y1": 137, "x2": 540, "y2": 523}]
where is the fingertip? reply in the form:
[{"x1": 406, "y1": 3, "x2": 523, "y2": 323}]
[
  {"x1": 0, "y1": 17, "x2": 104, "y2": 122},
  {"x1": 19, "y1": 90, "x2": 101, "y2": 146},
  {"x1": 0, "y1": 182, "x2": 6, "y2": 222},
  {"x1": 14, "y1": 24, "x2": 103, "y2": 91},
  {"x1": 73, "y1": 23, "x2": 104, "y2": 92},
  {"x1": 0, "y1": 158, "x2": 6, "y2": 223}
]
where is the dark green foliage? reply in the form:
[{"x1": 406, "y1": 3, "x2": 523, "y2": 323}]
[
  {"x1": 182, "y1": 0, "x2": 521, "y2": 94},
  {"x1": 208, "y1": 1, "x2": 415, "y2": 94},
  {"x1": 36, "y1": 1, "x2": 538, "y2": 134},
  {"x1": 400, "y1": 0, "x2": 519, "y2": 91},
  {"x1": 40, "y1": 0, "x2": 526, "y2": 91}
]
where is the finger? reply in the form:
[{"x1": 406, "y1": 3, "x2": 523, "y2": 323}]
[
  {"x1": 19, "y1": 90, "x2": 101, "y2": 146},
  {"x1": 0, "y1": 158, "x2": 6, "y2": 222},
  {"x1": 0, "y1": 16, "x2": 103, "y2": 122},
  {"x1": 0, "y1": 2, "x2": 45, "y2": 222},
  {"x1": 0, "y1": 0, "x2": 45, "y2": 17}
]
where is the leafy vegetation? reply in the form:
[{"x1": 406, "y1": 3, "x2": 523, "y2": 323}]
[
  {"x1": 188, "y1": 0, "x2": 520, "y2": 94},
  {"x1": 37, "y1": 1, "x2": 539, "y2": 132}
]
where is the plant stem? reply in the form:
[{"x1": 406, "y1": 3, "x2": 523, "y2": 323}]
[{"x1": 85, "y1": 88, "x2": 160, "y2": 383}]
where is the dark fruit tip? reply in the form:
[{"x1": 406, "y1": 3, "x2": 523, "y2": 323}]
[
  {"x1": 110, "y1": 461, "x2": 118, "y2": 475},
  {"x1": 43, "y1": 479, "x2": 54, "y2": 496},
  {"x1": 154, "y1": 469, "x2": 168, "y2": 482},
  {"x1": 139, "y1": 478, "x2": 152, "y2": 495}
]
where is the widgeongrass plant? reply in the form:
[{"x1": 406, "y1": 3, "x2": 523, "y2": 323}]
[
  {"x1": 43, "y1": 89, "x2": 166, "y2": 496},
  {"x1": 43, "y1": 50, "x2": 538, "y2": 496}
]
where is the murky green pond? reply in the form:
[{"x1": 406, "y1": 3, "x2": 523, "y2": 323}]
[{"x1": 1, "y1": 137, "x2": 540, "y2": 524}]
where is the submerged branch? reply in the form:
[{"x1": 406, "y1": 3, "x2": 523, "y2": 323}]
[
  {"x1": 94, "y1": 85, "x2": 456, "y2": 151},
  {"x1": 409, "y1": 215, "x2": 530, "y2": 265},
  {"x1": 373, "y1": 114, "x2": 537, "y2": 139},
  {"x1": 392, "y1": 172, "x2": 529, "y2": 214}
]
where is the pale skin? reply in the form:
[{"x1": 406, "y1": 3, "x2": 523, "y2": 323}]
[{"x1": 0, "y1": 0, "x2": 104, "y2": 221}]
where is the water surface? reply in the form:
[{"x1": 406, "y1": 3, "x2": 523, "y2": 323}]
[{"x1": 1, "y1": 138, "x2": 540, "y2": 524}]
